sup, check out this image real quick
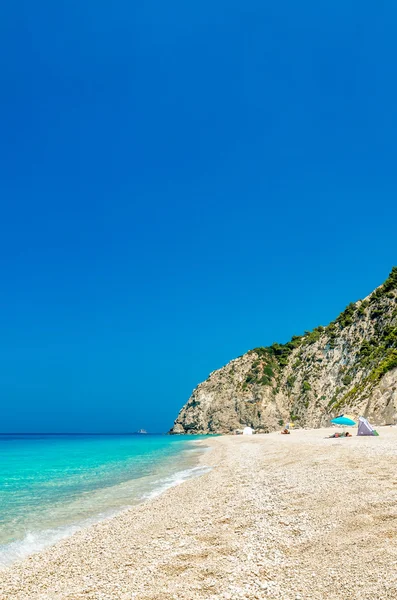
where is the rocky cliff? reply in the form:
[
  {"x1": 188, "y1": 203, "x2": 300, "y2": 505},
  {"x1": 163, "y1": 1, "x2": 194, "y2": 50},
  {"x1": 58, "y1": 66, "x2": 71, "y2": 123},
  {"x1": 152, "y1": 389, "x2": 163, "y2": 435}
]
[{"x1": 171, "y1": 268, "x2": 397, "y2": 434}]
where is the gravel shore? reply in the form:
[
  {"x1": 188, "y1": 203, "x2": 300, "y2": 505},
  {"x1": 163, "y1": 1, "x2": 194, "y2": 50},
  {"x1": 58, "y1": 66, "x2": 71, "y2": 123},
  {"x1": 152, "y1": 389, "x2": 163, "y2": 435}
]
[{"x1": 1, "y1": 428, "x2": 397, "y2": 599}]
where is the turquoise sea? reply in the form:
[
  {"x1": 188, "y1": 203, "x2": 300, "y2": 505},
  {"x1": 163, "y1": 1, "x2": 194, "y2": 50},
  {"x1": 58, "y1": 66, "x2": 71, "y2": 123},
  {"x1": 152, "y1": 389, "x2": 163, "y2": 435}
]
[{"x1": 0, "y1": 433, "x2": 209, "y2": 567}]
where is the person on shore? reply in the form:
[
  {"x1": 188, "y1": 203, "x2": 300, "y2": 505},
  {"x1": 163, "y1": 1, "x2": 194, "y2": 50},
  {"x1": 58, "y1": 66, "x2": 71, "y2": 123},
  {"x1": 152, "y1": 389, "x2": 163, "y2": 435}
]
[
  {"x1": 281, "y1": 428, "x2": 290, "y2": 435},
  {"x1": 328, "y1": 431, "x2": 352, "y2": 438}
]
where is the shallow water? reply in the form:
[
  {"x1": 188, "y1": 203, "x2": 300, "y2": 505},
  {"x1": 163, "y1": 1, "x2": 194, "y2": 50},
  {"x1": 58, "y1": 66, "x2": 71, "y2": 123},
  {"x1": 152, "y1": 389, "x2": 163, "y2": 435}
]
[{"x1": 0, "y1": 433, "x2": 209, "y2": 566}]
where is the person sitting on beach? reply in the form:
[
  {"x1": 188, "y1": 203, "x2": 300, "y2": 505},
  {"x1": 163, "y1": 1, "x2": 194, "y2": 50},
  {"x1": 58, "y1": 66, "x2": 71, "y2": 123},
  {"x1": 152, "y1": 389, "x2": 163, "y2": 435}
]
[
  {"x1": 281, "y1": 428, "x2": 290, "y2": 435},
  {"x1": 328, "y1": 431, "x2": 351, "y2": 438}
]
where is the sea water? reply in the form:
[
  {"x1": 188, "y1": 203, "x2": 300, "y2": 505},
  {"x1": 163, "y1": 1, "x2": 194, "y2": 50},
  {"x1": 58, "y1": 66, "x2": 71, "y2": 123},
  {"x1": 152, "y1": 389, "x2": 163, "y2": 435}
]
[{"x1": 0, "y1": 433, "x2": 210, "y2": 567}]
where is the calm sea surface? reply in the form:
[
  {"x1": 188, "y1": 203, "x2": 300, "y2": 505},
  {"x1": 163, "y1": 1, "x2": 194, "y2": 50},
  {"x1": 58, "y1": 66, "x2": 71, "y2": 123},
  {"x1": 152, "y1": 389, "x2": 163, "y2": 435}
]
[{"x1": 0, "y1": 433, "x2": 209, "y2": 566}]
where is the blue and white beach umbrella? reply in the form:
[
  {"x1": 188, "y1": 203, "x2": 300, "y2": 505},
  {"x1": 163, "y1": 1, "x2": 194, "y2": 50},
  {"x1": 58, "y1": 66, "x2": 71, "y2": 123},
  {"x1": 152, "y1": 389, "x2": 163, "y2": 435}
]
[{"x1": 331, "y1": 415, "x2": 356, "y2": 426}]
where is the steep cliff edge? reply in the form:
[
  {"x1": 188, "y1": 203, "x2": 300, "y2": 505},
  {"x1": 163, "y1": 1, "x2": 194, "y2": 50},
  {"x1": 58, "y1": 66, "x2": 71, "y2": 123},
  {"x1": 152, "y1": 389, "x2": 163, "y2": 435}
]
[{"x1": 171, "y1": 268, "x2": 397, "y2": 434}]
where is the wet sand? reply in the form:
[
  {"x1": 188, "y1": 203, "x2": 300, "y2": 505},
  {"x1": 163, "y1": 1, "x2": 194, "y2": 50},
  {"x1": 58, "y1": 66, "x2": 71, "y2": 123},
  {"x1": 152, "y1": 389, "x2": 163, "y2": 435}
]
[{"x1": 1, "y1": 427, "x2": 397, "y2": 599}]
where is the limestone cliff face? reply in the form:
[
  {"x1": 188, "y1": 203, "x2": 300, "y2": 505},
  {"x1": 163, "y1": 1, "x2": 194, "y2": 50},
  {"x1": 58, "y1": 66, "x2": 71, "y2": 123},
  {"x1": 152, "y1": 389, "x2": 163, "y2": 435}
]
[{"x1": 171, "y1": 268, "x2": 397, "y2": 434}]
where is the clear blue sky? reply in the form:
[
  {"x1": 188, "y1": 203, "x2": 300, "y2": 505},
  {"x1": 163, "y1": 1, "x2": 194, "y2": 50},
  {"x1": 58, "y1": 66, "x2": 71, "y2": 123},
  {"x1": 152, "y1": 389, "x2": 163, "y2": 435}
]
[{"x1": 1, "y1": 1, "x2": 396, "y2": 432}]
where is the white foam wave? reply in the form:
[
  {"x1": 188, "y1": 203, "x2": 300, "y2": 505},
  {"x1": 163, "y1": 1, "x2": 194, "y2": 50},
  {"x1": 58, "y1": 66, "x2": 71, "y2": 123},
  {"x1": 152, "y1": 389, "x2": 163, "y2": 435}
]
[
  {"x1": 0, "y1": 507, "x2": 121, "y2": 569},
  {"x1": 141, "y1": 465, "x2": 212, "y2": 500},
  {"x1": 0, "y1": 524, "x2": 80, "y2": 568}
]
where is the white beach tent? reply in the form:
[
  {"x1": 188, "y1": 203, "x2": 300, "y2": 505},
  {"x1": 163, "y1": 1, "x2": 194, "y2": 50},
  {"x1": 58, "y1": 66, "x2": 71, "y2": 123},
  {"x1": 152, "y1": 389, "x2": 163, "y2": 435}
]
[
  {"x1": 357, "y1": 416, "x2": 375, "y2": 436},
  {"x1": 243, "y1": 426, "x2": 254, "y2": 435}
]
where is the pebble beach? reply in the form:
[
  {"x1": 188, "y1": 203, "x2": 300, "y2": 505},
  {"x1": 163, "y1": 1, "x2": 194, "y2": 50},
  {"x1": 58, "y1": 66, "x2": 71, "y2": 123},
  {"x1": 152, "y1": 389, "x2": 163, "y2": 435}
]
[{"x1": 1, "y1": 428, "x2": 397, "y2": 600}]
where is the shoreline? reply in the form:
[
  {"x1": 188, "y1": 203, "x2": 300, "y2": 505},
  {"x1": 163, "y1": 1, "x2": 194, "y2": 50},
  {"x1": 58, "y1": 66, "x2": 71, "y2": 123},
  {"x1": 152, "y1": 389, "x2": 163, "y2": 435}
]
[
  {"x1": 0, "y1": 438, "x2": 211, "y2": 569},
  {"x1": 1, "y1": 427, "x2": 397, "y2": 599}
]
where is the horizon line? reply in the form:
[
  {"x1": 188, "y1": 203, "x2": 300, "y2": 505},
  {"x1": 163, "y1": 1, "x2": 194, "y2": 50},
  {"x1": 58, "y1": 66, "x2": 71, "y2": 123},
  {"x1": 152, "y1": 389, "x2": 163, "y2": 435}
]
[{"x1": 0, "y1": 432, "x2": 167, "y2": 436}]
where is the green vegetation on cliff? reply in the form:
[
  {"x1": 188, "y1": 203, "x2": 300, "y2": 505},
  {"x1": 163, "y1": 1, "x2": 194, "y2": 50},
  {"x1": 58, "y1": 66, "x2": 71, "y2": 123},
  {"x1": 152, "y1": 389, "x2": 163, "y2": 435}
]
[{"x1": 241, "y1": 267, "x2": 397, "y2": 395}]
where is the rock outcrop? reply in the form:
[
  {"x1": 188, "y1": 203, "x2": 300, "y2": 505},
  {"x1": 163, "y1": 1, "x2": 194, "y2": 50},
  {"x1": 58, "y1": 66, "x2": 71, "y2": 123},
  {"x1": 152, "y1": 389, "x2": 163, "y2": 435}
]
[{"x1": 171, "y1": 268, "x2": 397, "y2": 434}]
